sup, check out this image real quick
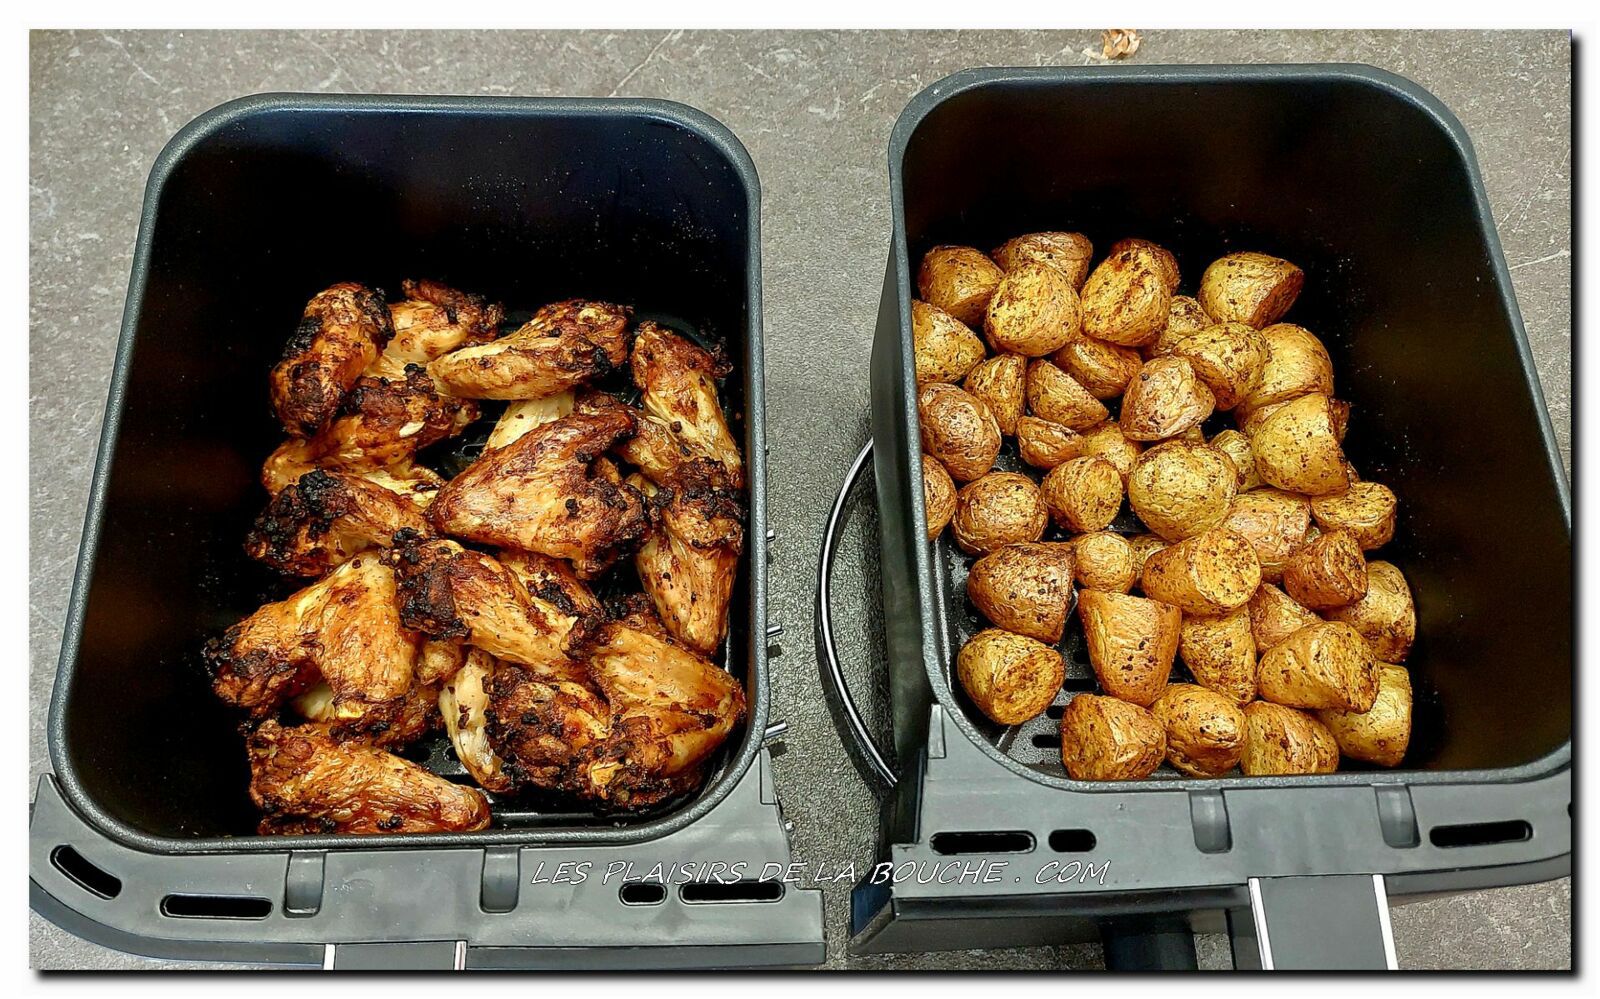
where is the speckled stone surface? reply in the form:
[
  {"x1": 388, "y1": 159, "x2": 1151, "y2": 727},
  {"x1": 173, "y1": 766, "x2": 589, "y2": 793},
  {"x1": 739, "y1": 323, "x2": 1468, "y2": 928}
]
[{"x1": 29, "y1": 29, "x2": 1570, "y2": 971}]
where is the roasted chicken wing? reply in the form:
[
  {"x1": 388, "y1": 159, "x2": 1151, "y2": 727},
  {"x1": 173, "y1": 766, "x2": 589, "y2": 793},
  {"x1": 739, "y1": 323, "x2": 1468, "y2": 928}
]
[
  {"x1": 485, "y1": 655, "x2": 612, "y2": 795},
  {"x1": 631, "y1": 466, "x2": 743, "y2": 656},
  {"x1": 245, "y1": 468, "x2": 431, "y2": 577},
  {"x1": 440, "y1": 650, "x2": 514, "y2": 793},
  {"x1": 367, "y1": 279, "x2": 504, "y2": 381},
  {"x1": 270, "y1": 283, "x2": 394, "y2": 438},
  {"x1": 573, "y1": 390, "x2": 693, "y2": 482},
  {"x1": 631, "y1": 322, "x2": 743, "y2": 489},
  {"x1": 428, "y1": 299, "x2": 632, "y2": 400},
  {"x1": 485, "y1": 391, "x2": 575, "y2": 452}
]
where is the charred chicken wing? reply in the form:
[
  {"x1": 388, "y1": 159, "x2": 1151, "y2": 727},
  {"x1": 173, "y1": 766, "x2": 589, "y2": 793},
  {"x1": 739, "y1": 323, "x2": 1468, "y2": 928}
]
[
  {"x1": 631, "y1": 322, "x2": 743, "y2": 489},
  {"x1": 245, "y1": 468, "x2": 431, "y2": 577},
  {"x1": 440, "y1": 650, "x2": 514, "y2": 793},
  {"x1": 270, "y1": 283, "x2": 394, "y2": 438},
  {"x1": 428, "y1": 299, "x2": 632, "y2": 400},
  {"x1": 632, "y1": 466, "x2": 743, "y2": 656},
  {"x1": 367, "y1": 279, "x2": 504, "y2": 381}
]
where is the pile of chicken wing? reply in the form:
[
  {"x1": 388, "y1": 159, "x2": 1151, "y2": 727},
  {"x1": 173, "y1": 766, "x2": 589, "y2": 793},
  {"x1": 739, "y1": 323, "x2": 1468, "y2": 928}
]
[{"x1": 205, "y1": 279, "x2": 747, "y2": 835}]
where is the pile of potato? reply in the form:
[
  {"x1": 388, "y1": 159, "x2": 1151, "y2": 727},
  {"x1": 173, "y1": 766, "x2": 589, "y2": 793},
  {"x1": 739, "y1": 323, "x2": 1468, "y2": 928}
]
[{"x1": 914, "y1": 234, "x2": 1416, "y2": 780}]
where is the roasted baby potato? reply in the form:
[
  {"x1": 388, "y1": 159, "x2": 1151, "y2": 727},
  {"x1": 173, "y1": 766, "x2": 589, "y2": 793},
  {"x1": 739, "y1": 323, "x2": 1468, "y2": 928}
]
[
  {"x1": 951, "y1": 472, "x2": 1049, "y2": 556},
  {"x1": 1126, "y1": 532, "x2": 1170, "y2": 576},
  {"x1": 1054, "y1": 335, "x2": 1144, "y2": 399},
  {"x1": 1311, "y1": 481, "x2": 1398, "y2": 550},
  {"x1": 1209, "y1": 428, "x2": 1263, "y2": 491},
  {"x1": 1025, "y1": 359, "x2": 1109, "y2": 430},
  {"x1": 1257, "y1": 620, "x2": 1378, "y2": 711},
  {"x1": 1152, "y1": 683, "x2": 1247, "y2": 777},
  {"x1": 991, "y1": 231, "x2": 1094, "y2": 289},
  {"x1": 1016, "y1": 415, "x2": 1086, "y2": 469},
  {"x1": 966, "y1": 542, "x2": 1076, "y2": 644},
  {"x1": 1108, "y1": 238, "x2": 1180, "y2": 292},
  {"x1": 956, "y1": 628, "x2": 1065, "y2": 725},
  {"x1": 1318, "y1": 664, "x2": 1412, "y2": 767},
  {"x1": 1247, "y1": 583, "x2": 1321, "y2": 650},
  {"x1": 1079, "y1": 245, "x2": 1174, "y2": 347},
  {"x1": 1072, "y1": 531, "x2": 1138, "y2": 593},
  {"x1": 1078, "y1": 421, "x2": 1144, "y2": 481},
  {"x1": 1248, "y1": 393, "x2": 1351, "y2": 496},
  {"x1": 1077, "y1": 590, "x2": 1181, "y2": 706},
  {"x1": 1197, "y1": 252, "x2": 1304, "y2": 329},
  {"x1": 918, "y1": 245, "x2": 1005, "y2": 327},
  {"x1": 1171, "y1": 322, "x2": 1268, "y2": 410},
  {"x1": 1126, "y1": 440, "x2": 1238, "y2": 542},
  {"x1": 922, "y1": 453, "x2": 957, "y2": 539},
  {"x1": 1240, "y1": 702, "x2": 1339, "y2": 776},
  {"x1": 1147, "y1": 295, "x2": 1214, "y2": 357},
  {"x1": 918, "y1": 382, "x2": 1002, "y2": 482},
  {"x1": 1140, "y1": 528, "x2": 1262, "y2": 615},
  {"x1": 1179, "y1": 607, "x2": 1258, "y2": 705},
  {"x1": 1119, "y1": 356, "x2": 1216, "y2": 441},
  {"x1": 963, "y1": 354, "x2": 1027, "y2": 436},
  {"x1": 1059, "y1": 694, "x2": 1166, "y2": 781},
  {"x1": 912, "y1": 299, "x2": 987, "y2": 385},
  {"x1": 1238, "y1": 323, "x2": 1334, "y2": 414},
  {"x1": 1282, "y1": 528, "x2": 1368, "y2": 609},
  {"x1": 984, "y1": 261, "x2": 1082, "y2": 356},
  {"x1": 1040, "y1": 456, "x2": 1124, "y2": 533},
  {"x1": 1325, "y1": 560, "x2": 1416, "y2": 663},
  {"x1": 1220, "y1": 488, "x2": 1312, "y2": 582}
]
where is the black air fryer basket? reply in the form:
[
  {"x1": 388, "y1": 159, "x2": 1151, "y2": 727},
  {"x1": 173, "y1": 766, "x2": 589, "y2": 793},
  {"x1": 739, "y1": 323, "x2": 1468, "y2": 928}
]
[{"x1": 820, "y1": 65, "x2": 1571, "y2": 969}]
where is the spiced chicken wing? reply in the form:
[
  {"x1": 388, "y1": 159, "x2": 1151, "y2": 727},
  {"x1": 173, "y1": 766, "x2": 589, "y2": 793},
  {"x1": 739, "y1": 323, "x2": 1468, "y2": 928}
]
[
  {"x1": 484, "y1": 391, "x2": 575, "y2": 452},
  {"x1": 246, "y1": 468, "x2": 431, "y2": 577},
  {"x1": 270, "y1": 283, "x2": 394, "y2": 438},
  {"x1": 428, "y1": 299, "x2": 632, "y2": 400},
  {"x1": 631, "y1": 322, "x2": 743, "y2": 489},
  {"x1": 367, "y1": 279, "x2": 503, "y2": 381},
  {"x1": 632, "y1": 466, "x2": 743, "y2": 656},
  {"x1": 440, "y1": 650, "x2": 515, "y2": 793}
]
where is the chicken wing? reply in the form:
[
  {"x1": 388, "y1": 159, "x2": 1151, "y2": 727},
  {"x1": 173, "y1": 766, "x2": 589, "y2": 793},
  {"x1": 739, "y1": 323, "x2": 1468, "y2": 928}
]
[
  {"x1": 245, "y1": 468, "x2": 431, "y2": 577},
  {"x1": 249, "y1": 720, "x2": 490, "y2": 835},
  {"x1": 500, "y1": 550, "x2": 604, "y2": 620},
  {"x1": 485, "y1": 391, "x2": 575, "y2": 452},
  {"x1": 367, "y1": 279, "x2": 504, "y2": 381},
  {"x1": 270, "y1": 283, "x2": 394, "y2": 438},
  {"x1": 631, "y1": 466, "x2": 743, "y2": 656},
  {"x1": 573, "y1": 390, "x2": 692, "y2": 482},
  {"x1": 291, "y1": 675, "x2": 442, "y2": 748},
  {"x1": 440, "y1": 650, "x2": 514, "y2": 793},
  {"x1": 429, "y1": 299, "x2": 632, "y2": 400},
  {"x1": 631, "y1": 322, "x2": 743, "y2": 489},
  {"x1": 485, "y1": 656, "x2": 612, "y2": 795}
]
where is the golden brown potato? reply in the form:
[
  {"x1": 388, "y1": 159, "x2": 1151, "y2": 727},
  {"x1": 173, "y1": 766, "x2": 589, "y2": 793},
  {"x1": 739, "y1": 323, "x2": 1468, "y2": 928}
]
[
  {"x1": 1126, "y1": 441, "x2": 1238, "y2": 541},
  {"x1": 1152, "y1": 683, "x2": 1247, "y2": 777},
  {"x1": 1282, "y1": 529, "x2": 1368, "y2": 609},
  {"x1": 922, "y1": 453, "x2": 957, "y2": 539},
  {"x1": 1147, "y1": 295, "x2": 1214, "y2": 357},
  {"x1": 1311, "y1": 481, "x2": 1398, "y2": 550},
  {"x1": 1025, "y1": 359, "x2": 1109, "y2": 430},
  {"x1": 1197, "y1": 252, "x2": 1304, "y2": 329},
  {"x1": 1318, "y1": 664, "x2": 1412, "y2": 767},
  {"x1": 1248, "y1": 583, "x2": 1321, "y2": 650},
  {"x1": 1209, "y1": 429, "x2": 1263, "y2": 491},
  {"x1": 1325, "y1": 560, "x2": 1416, "y2": 663},
  {"x1": 1108, "y1": 238, "x2": 1180, "y2": 292},
  {"x1": 912, "y1": 299, "x2": 987, "y2": 385},
  {"x1": 1040, "y1": 456, "x2": 1124, "y2": 533},
  {"x1": 991, "y1": 231, "x2": 1094, "y2": 289},
  {"x1": 966, "y1": 543, "x2": 1076, "y2": 644},
  {"x1": 951, "y1": 472, "x2": 1049, "y2": 556},
  {"x1": 1171, "y1": 322, "x2": 1268, "y2": 410},
  {"x1": 918, "y1": 245, "x2": 1005, "y2": 327},
  {"x1": 1119, "y1": 357, "x2": 1216, "y2": 441},
  {"x1": 1059, "y1": 694, "x2": 1166, "y2": 781},
  {"x1": 1016, "y1": 416, "x2": 1085, "y2": 469},
  {"x1": 1220, "y1": 488, "x2": 1312, "y2": 582},
  {"x1": 1079, "y1": 246, "x2": 1174, "y2": 347},
  {"x1": 1240, "y1": 702, "x2": 1339, "y2": 775},
  {"x1": 1126, "y1": 532, "x2": 1170, "y2": 576},
  {"x1": 1141, "y1": 528, "x2": 1262, "y2": 615},
  {"x1": 1077, "y1": 590, "x2": 1180, "y2": 706},
  {"x1": 956, "y1": 628, "x2": 1064, "y2": 726},
  {"x1": 917, "y1": 382, "x2": 1002, "y2": 482},
  {"x1": 1235, "y1": 396, "x2": 1293, "y2": 437},
  {"x1": 1073, "y1": 423, "x2": 1138, "y2": 483},
  {"x1": 1053, "y1": 336, "x2": 1143, "y2": 399},
  {"x1": 963, "y1": 354, "x2": 1027, "y2": 436},
  {"x1": 1249, "y1": 393, "x2": 1350, "y2": 496},
  {"x1": 1072, "y1": 532, "x2": 1138, "y2": 593},
  {"x1": 1179, "y1": 607, "x2": 1258, "y2": 705},
  {"x1": 983, "y1": 262, "x2": 1082, "y2": 357},
  {"x1": 1257, "y1": 621, "x2": 1378, "y2": 711},
  {"x1": 1239, "y1": 323, "x2": 1334, "y2": 414}
]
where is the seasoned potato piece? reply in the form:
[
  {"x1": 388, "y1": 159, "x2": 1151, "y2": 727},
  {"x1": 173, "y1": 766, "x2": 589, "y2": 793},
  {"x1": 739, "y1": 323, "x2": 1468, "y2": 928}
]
[
  {"x1": 1319, "y1": 664, "x2": 1412, "y2": 766},
  {"x1": 1209, "y1": 429, "x2": 1263, "y2": 491},
  {"x1": 1040, "y1": 456, "x2": 1123, "y2": 533},
  {"x1": 1221, "y1": 488, "x2": 1312, "y2": 583},
  {"x1": 912, "y1": 299, "x2": 987, "y2": 385},
  {"x1": 1249, "y1": 393, "x2": 1350, "y2": 496},
  {"x1": 1311, "y1": 481, "x2": 1398, "y2": 550},
  {"x1": 1108, "y1": 238, "x2": 1180, "y2": 292},
  {"x1": 1248, "y1": 583, "x2": 1321, "y2": 650},
  {"x1": 991, "y1": 231, "x2": 1094, "y2": 289},
  {"x1": 1025, "y1": 359, "x2": 1109, "y2": 430},
  {"x1": 1283, "y1": 529, "x2": 1368, "y2": 609},
  {"x1": 1147, "y1": 295, "x2": 1214, "y2": 357},
  {"x1": 1257, "y1": 621, "x2": 1378, "y2": 711},
  {"x1": 1072, "y1": 532, "x2": 1138, "y2": 593},
  {"x1": 1119, "y1": 357, "x2": 1216, "y2": 441},
  {"x1": 1079, "y1": 246, "x2": 1174, "y2": 347},
  {"x1": 1141, "y1": 528, "x2": 1262, "y2": 615},
  {"x1": 1171, "y1": 322, "x2": 1268, "y2": 410},
  {"x1": 1054, "y1": 336, "x2": 1143, "y2": 399},
  {"x1": 918, "y1": 382, "x2": 1002, "y2": 482},
  {"x1": 1197, "y1": 252, "x2": 1304, "y2": 329},
  {"x1": 963, "y1": 354, "x2": 1027, "y2": 436},
  {"x1": 1235, "y1": 396, "x2": 1293, "y2": 437},
  {"x1": 1325, "y1": 560, "x2": 1416, "y2": 663},
  {"x1": 966, "y1": 542, "x2": 1076, "y2": 643},
  {"x1": 1240, "y1": 702, "x2": 1339, "y2": 775},
  {"x1": 1077, "y1": 590, "x2": 1180, "y2": 706},
  {"x1": 1059, "y1": 694, "x2": 1166, "y2": 781},
  {"x1": 1179, "y1": 607, "x2": 1258, "y2": 705},
  {"x1": 1016, "y1": 416, "x2": 1085, "y2": 469},
  {"x1": 918, "y1": 245, "x2": 1005, "y2": 327},
  {"x1": 956, "y1": 629, "x2": 1064, "y2": 726},
  {"x1": 1126, "y1": 532, "x2": 1169, "y2": 576},
  {"x1": 951, "y1": 472, "x2": 1049, "y2": 556},
  {"x1": 984, "y1": 262, "x2": 1082, "y2": 357},
  {"x1": 1127, "y1": 441, "x2": 1238, "y2": 541},
  {"x1": 1152, "y1": 683, "x2": 1247, "y2": 777},
  {"x1": 922, "y1": 453, "x2": 957, "y2": 539},
  {"x1": 1239, "y1": 323, "x2": 1334, "y2": 414}
]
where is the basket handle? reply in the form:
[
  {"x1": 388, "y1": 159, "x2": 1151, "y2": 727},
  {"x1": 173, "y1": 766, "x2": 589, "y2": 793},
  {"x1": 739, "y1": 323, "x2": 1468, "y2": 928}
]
[{"x1": 814, "y1": 440, "x2": 898, "y2": 788}]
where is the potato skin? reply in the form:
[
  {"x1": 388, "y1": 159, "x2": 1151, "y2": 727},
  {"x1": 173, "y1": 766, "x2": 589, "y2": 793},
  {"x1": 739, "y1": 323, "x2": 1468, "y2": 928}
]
[
  {"x1": 963, "y1": 354, "x2": 1027, "y2": 436},
  {"x1": 1180, "y1": 606, "x2": 1258, "y2": 705},
  {"x1": 1283, "y1": 528, "x2": 1368, "y2": 609},
  {"x1": 1241, "y1": 701, "x2": 1339, "y2": 775},
  {"x1": 1079, "y1": 421, "x2": 1143, "y2": 481},
  {"x1": 1257, "y1": 621, "x2": 1378, "y2": 711},
  {"x1": 911, "y1": 299, "x2": 986, "y2": 384},
  {"x1": 1119, "y1": 357, "x2": 1216, "y2": 441},
  {"x1": 984, "y1": 262, "x2": 1082, "y2": 357},
  {"x1": 966, "y1": 542, "x2": 1076, "y2": 643},
  {"x1": 1127, "y1": 440, "x2": 1238, "y2": 542},
  {"x1": 1152, "y1": 683, "x2": 1247, "y2": 777},
  {"x1": 1197, "y1": 252, "x2": 1304, "y2": 329},
  {"x1": 957, "y1": 628, "x2": 1065, "y2": 725},
  {"x1": 918, "y1": 382, "x2": 1002, "y2": 482},
  {"x1": 1108, "y1": 238, "x2": 1180, "y2": 292},
  {"x1": 1235, "y1": 396, "x2": 1293, "y2": 438},
  {"x1": 921, "y1": 453, "x2": 957, "y2": 539},
  {"x1": 1126, "y1": 532, "x2": 1170, "y2": 576},
  {"x1": 1319, "y1": 664, "x2": 1412, "y2": 766},
  {"x1": 1248, "y1": 583, "x2": 1321, "y2": 650},
  {"x1": 1209, "y1": 429, "x2": 1263, "y2": 491},
  {"x1": 1016, "y1": 415, "x2": 1085, "y2": 469},
  {"x1": 1172, "y1": 322, "x2": 1268, "y2": 410},
  {"x1": 1141, "y1": 528, "x2": 1262, "y2": 615},
  {"x1": 918, "y1": 245, "x2": 1005, "y2": 327},
  {"x1": 951, "y1": 472, "x2": 1049, "y2": 556},
  {"x1": 1054, "y1": 336, "x2": 1144, "y2": 399},
  {"x1": 1072, "y1": 531, "x2": 1138, "y2": 593},
  {"x1": 1077, "y1": 590, "x2": 1180, "y2": 706},
  {"x1": 1220, "y1": 488, "x2": 1312, "y2": 582},
  {"x1": 1249, "y1": 393, "x2": 1350, "y2": 496},
  {"x1": 1147, "y1": 295, "x2": 1214, "y2": 357},
  {"x1": 1059, "y1": 694, "x2": 1166, "y2": 781},
  {"x1": 1311, "y1": 481, "x2": 1397, "y2": 550},
  {"x1": 1025, "y1": 359, "x2": 1109, "y2": 430},
  {"x1": 991, "y1": 231, "x2": 1094, "y2": 289},
  {"x1": 1080, "y1": 246, "x2": 1174, "y2": 346},
  {"x1": 1239, "y1": 323, "x2": 1334, "y2": 413},
  {"x1": 1040, "y1": 456, "x2": 1124, "y2": 533},
  {"x1": 1325, "y1": 560, "x2": 1416, "y2": 662}
]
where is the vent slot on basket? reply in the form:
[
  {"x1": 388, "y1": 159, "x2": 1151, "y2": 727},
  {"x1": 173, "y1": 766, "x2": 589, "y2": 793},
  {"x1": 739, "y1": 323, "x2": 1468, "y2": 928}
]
[
  {"x1": 679, "y1": 879, "x2": 784, "y2": 904},
  {"x1": 619, "y1": 881, "x2": 668, "y2": 906},
  {"x1": 49, "y1": 845, "x2": 122, "y2": 899},
  {"x1": 1428, "y1": 819, "x2": 1532, "y2": 848},
  {"x1": 930, "y1": 831, "x2": 1035, "y2": 855},
  {"x1": 160, "y1": 893, "x2": 273, "y2": 919},
  {"x1": 1047, "y1": 829, "x2": 1097, "y2": 853}
]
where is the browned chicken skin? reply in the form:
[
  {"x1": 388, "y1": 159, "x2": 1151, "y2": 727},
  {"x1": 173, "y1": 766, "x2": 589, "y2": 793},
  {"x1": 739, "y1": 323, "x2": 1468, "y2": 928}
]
[
  {"x1": 367, "y1": 279, "x2": 504, "y2": 382},
  {"x1": 485, "y1": 657, "x2": 613, "y2": 795},
  {"x1": 632, "y1": 465, "x2": 743, "y2": 656},
  {"x1": 631, "y1": 322, "x2": 743, "y2": 490},
  {"x1": 245, "y1": 468, "x2": 431, "y2": 577},
  {"x1": 428, "y1": 299, "x2": 632, "y2": 400},
  {"x1": 270, "y1": 283, "x2": 394, "y2": 438}
]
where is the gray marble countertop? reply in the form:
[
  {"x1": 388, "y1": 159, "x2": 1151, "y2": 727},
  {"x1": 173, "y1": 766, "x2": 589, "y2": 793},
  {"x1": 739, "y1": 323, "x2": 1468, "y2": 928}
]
[{"x1": 29, "y1": 28, "x2": 1570, "y2": 970}]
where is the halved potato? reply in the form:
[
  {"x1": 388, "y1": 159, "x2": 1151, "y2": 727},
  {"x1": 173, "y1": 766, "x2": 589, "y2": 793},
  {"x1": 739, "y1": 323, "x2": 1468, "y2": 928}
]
[
  {"x1": 1282, "y1": 528, "x2": 1368, "y2": 609},
  {"x1": 1126, "y1": 532, "x2": 1170, "y2": 576},
  {"x1": 1077, "y1": 590, "x2": 1180, "y2": 706},
  {"x1": 1235, "y1": 396, "x2": 1293, "y2": 437},
  {"x1": 1325, "y1": 560, "x2": 1416, "y2": 663},
  {"x1": 1220, "y1": 488, "x2": 1312, "y2": 582},
  {"x1": 1040, "y1": 456, "x2": 1124, "y2": 533},
  {"x1": 1179, "y1": 606, "x2": 1258, "y2": 705},
  {"x1": 922, "y1": 453, "x2": 957, "y2": 539},
  {"x1": 1147, "y1": 295, "x2": 1214, "y2": 357},
  {"x1": 1257, "y1": 621, "x2": 1378, "y2": 711},
  {"x1": 956, "y1": 628, "x2": 1064, "y2": 726},
  {"x1": 1072, "y1": 531, "x2": 1138, "y2": 593},
  {"x1": 1209, "y1": 428, "x2": 1263, "y2": 491},
  {"x1": 1197, "y1": 252, "x2": 1304, "y2": 329},
  {"x1": 1247, "y1": 583, "x2": 1321, "y2": 650},
  {"x1": 1054, "y1": 336, "x2": 1143, "y2": 399},
  {"x1": 1080, "y1": 245, "x2": 1174, "y2": 346},
  {"x1": 1119, "y1": 356, "x2": 1216, "y2": 441},
  {"x1": 1140, "y1": 528, "x2": 1262, "y2": 615},
  {"x1": 1025, "y1": 359, "x2": 1109, "y2": 430},
  {"x1": 912, "y1": 299, "x2": 986, "y2": 384},
  {"x1": 1079, "y1": 420, "x2": 1143, "y2": 481},
  {"x1": 1318, "y1": 664, "x2": 1412, "y2": 767},
  {"x1": 991, "y1": 231, "x2": 1094, "y2": 289},
  {"x1": 1311, "y1": 481, "x2": 1398, "y2": 550},
  {"x1": 966, "y1": 542, "x2": 1076, "y2": 643},
  {"x1": 918, "y1": 245, "x2": 1005, "y2": 327},
  {"x1": 918, "y1": 382, "x2": 1002, "y2": 482},
  {"x1": 1059, "y1": 694, "x2": 1166, "y2": 781},
  {"x1": 1238, "y1": 323, "x2": 1334, "y2": 414},
  {"x1": 951, "y1": 471, "x2": 1049, "y2": 556},
  {"x1": 1171, "y1": 322, "x2": 1268, "y2": 410},
  {"x1": 1240, "y1": 701, "x2": 1339, "y2": 775},
  {"x1": 1152, "y1": 683, "x2": 1247, "y2": 777},
  {"x1": 1249, "y1": 393, "x2": 1350, "y2": 496},
  {"x1": 984, "y1": 261, "x2": 1082, "y2": 356},
  {"x1": 1016, "y1": 415, "x2": 1086, "y2": 469},
  {"x1": 1127, "y1": 440, "x2": 1238, "y2": 542},
  {"x1": 1108, "y1": 238, "x2": 1180, "y2": 291},
  {"x1": 963, "y1": 354, "x2": 1027, "y2": 436}
]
